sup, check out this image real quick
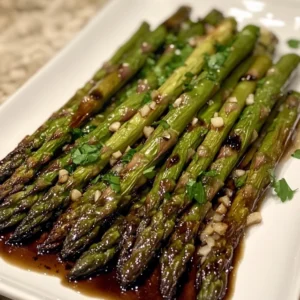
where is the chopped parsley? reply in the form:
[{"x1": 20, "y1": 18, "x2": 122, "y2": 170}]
[
  {"x1": 91, "y1": 174, "x2": 101, "y2": 184},
  {"x1": 71, "y1": 144, "x2": 101, "y2": 166},
  {"x1": 143, "y1": 166, "x2": 156, "y2": 179},
  {"x1": 234, "y1": 173, "x2": 247, "y2": 189},
  {"x1": 121, "y1": 148, "x2": 137, "y2": 164},
  {"x1": 102, "y1": 173, "x2": 121, "y2": 193},
  {"x1": 142, "y1": 92, "x2": 152, "y2": 105},
  {"x1": 291, "y1": 149, "x2": 300, "y2": 159},
  {"x1": 269, "y1": 170, "x2": 296, "y2": 202},
  {"x1": 204, "y1": 45, "x2": 230, "y2": 82},
  {"x1": 152, "y1": 119, "x2": 170, "y2": 129},
  {"x1": 71, "y1": 125, "x2": 97, "y2": 139},
  {"x1": 186, "y1": 179, "x2": 206, "y2": 204},
  {"x1": 287, "y1": 39, "x2": 300, "y2": 49}
]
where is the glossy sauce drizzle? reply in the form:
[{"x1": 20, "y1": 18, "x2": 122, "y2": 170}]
[{"x1": 0, "y1": 232, "x2": 199, "y2": 300}]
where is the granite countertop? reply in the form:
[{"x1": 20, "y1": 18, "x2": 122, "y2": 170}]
[
  {"x1": 0, "y1": 0, "x2": 107, "y2": 104},
  {"x1": 0, "y1": 1, "x2": 107, "y2": 299}
]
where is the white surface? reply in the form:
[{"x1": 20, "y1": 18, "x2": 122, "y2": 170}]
[{"x1": 0, "y1": 0, "x2": 300, "y2": 299}]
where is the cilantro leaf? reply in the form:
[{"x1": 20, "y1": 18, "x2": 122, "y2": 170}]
[
  {"x1": 186, "y1": 179, "x2": 206, "y2": 204},
  {"x1": 287, "y1": 39, "x2": 300, "y2": 49},
  {"x1": 71, "y1": 144, "x2": 100, "y2": 166},
  {"x1": 102, "y1": 173, "x2": 120, "y2": 193},
  {"x1": 152, "y1": 119, "x2": 170, "y2": 129},
  {"x1": 292, "y1": 149, "x2": 300, "y2": 159},
  {"x1": 269, "y1": 170, "x2": 296, "y2": 202},
  {"x1": 72, "y1": 128, "x2": 84, "y2": 139},
  {"x1": 234, "y1": 173, "x2": 247, "y2": 188},
  {"x1": 143, "y1": 166, "x2": 156, "y2": 179},
  {"x1": 121, "y1": 148, "x2": 137, "y2": 164},
  {"x1": 142, "y1": 92, "x2": 152, "y2": 105}
]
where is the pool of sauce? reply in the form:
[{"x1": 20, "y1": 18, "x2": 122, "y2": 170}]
[{"x1": 0, "y1": 232, "x2": 198, "y2": 300}]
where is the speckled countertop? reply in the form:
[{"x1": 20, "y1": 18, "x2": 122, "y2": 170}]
[
  {"x1": 0, "y1": 2, "x2": 107, "y2": 299},
  {"x1": 0, "y1": 0, "x2": 108, "y2": 104}
]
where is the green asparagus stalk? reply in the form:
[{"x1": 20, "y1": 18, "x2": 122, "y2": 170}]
[
  {"x1": 119, "y1": 53, "x2": 298, "y2": 288},
  {"x1": 68, "y1": 194, "x2": 147, "y2": 280},
  {"x1": 0, "y1": 33, "x2": 188, "y2": 230},
  {"x1": 118, "y1": 56, "x2": 256, "y2": 266},
  {"x1": 118, "y1": 51, "x2": 269, "y2": 286},
  {"x1": 0, "y1": 22, "x2": 151, "y2": 183},
  {"x1": 60, "y1": 24, "x2": 258, "y2": 261},
  {"x1": 10, "y1": 19, "x2": 237, "y2": 244},
  {"x1": 238, "y1": 94, "x2": 285, "y2": 169},
  {"x1": 0, "y1": 26, "x2": 168, "y2": 201},
  {"x1": 197, "y1": 92, "x2": 300, "y2": 300},
  {"x1": 32, "y1": 22, "x2": 206, "y2": 250},
  {"x1": 158, "y1": 55, "x2": 272, "y2": 299}
]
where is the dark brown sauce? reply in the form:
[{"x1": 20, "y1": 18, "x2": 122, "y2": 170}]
[
  {"x1": 224, "y1": 240, "x2": 245, "y2": 300},
  {"x1": 0, "y1": 232, "x2": 196, "y2": 300}
]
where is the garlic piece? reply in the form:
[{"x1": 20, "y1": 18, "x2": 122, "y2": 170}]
[
  {"x1": 211, "y1": 116, "x2": 224, "y2": 128},
  {"x1": 94, "y1": 190, "x2": 102, "y2": 202},
  {"x1": 198, "y1": 245, "x2": 211, "y2": 257},
  {"x1": 112, "y1": 150, "x2": 122, "y2": 159},
  {"x1": 228, "y1": 96, "x2": 238, "y2": 103},
  {"x1": 246, "y1": 93, "x2": 255, "y2": 105},
  {"x1": 218, "y1": 195, "x2": 231, "y2": 207},
  {"x1": 235, "y1": 169, "x2": 246, "y2": 177},
  {"x1": 58, "y1": 169, "x2": 69, "y2": 183},
  {"x1": 247, "y1": 212, "x2": 262, "y2": 226},
  {"x1": 212, "y1": 222, "x2": 228, "y2": 235},
  {"x1": 192, "y1": 117, "x2": 198, "y2": 126},
  {"x1": 140, "y1": 104, "x2": 151, "y2": 117},
  {"x1": 216, "y1": 203, "x2": 227, "y2": 215},
  {"x1": 173, "y1": 97, "x2": 183, "y2": 108},
  {"x1": 109, "y1": 121, "x2": 121, "y2": 132},
  {"x1": 71, "y1": 189, "x2": 82, "y2": 201},
  {"x1": 143, "y1": 126, "x2": 154, "y2": 138}
]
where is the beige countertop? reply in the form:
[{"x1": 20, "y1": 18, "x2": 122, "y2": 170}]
[{"x1": 0, "y1": 0, "x2": 108, "y2": 104}]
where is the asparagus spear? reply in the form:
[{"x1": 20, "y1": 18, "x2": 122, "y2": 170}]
[
  {"x1": 0, "y1": 22, "x2": 151, "y2": 183},
  {"x1": 118, "y1": 56, "x2": 256, "y2": 267},
  {"x1": 118, "y1": 51, "x2": 268, "y2": 287},
  {"x1": 0, "y1": 26, "x2": 168, "y2": 201},
  {"x1": 61, "y1": 24, "x2": 258, "y2": 261},
  {"x1": 158, "y1": 55, "x2": 272, "y2": 299},
  {"x1": 32, "y1": 22, "x2": 205, "y2": 250},
  {"x1": 238, "y1": 94, "x2": 285, "y2": 169},
  {"x1": 68, "y1": 194, "x2": 147, "y2": 280},
  {"x1": 197, "y1": 92, "x2": 300, "y2": 300},
  {"x1": 10, "y1": 19, "x2": 237, "y2": 244},
  {"x1": 0, "y1": 32, "x2": 188, "y2": 230},
  {"x1": 121, "y1": 53, "x2": 299, "y2": 288}
]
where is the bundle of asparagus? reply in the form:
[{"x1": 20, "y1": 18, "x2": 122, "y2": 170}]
[{"x1": 0, "y1": 6, "x2": 299, "y2": 300}]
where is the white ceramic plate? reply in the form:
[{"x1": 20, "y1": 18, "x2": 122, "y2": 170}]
[{"x1": 1, "y1": 0, "x2": 300, "y2": 299}]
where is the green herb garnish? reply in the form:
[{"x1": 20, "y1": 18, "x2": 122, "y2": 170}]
[
  {"x1": 152, "y1": 119, "x2": 170, "y2": 129},
  {"x1": 269, "y1": 170, "x2": 296, "y2": 202},
  {"x1": 72, "y1": 144, "x2": 100, "y2": 166},
  {"x1": 142, "y1": 92, "x2": 152, "y2": 105},
  {"x1": 121, "y1": 148, "x2": 137, "y2": 164},
  {"x1": 102, "y1": 173, "x2": 121, "y2": 193},
  {"x1": 291, "y1": 149, "x2": 300, "y2": 159},
  {"x1": 287, "y1": 39, "x2": 300, "y2": 49},
  {"x1": 186, "y1": 179, "x2": 206, "y2": 204}
]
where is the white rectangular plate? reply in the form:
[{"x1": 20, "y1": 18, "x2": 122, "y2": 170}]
[{"x1": 0, "y1": 0, "x2": 300, "y2": 299}]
